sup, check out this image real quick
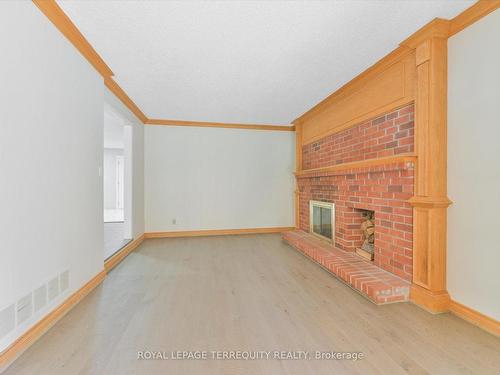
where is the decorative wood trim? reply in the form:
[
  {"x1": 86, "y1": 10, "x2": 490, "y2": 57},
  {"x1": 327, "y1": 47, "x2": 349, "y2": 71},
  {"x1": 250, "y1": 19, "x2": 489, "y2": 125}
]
[
  {"x1": 104, "y1": 234, "x2": 145, "y2": 273},
  {"x1": 33, "y1": 0, "x2": 299, "y2": 131},
  {"x1": 104, "y1": 78, "x2": 148, "y2": 124},
  {"x1": 294, "y1": 121, "x2": 303, "y2": 171},
  {"x1": 32, "y1": 0, "x2": 148, "y2": 124},
  {"x1": 401, "y1": 18, "x2": 451, "y2": 313},
  {"x1": 295, "y1": 154, "x2": 416, "y2": 178},
  {"x1": 294, "y1": 46, "x2": 414, "y2": 124},
  {"x1": 294, "y1": 121, "x2": 303, "y2": 228},
  {"x1": 400, "y1": 18, "x2": 450, "y2": 49},
  {"x1": 410, "y1": 284, "x2": 450, "y2": 314},
  {"x1": 295, "y1": 47, "x2": 416, "y2": 144},
  {"x1": 449, "y1": 0, "x2": 500, "y2": 37},
  {"x1": 146, "y1": 119, "x2": 295, "y2": 132},
  {"x1": 280, "y1": 1, "x2": 500, "y2": 140},
  {"x1": 408, "y1": 196, "x2": 452, "y2": 208},
  {"x1": 450, "y1": 300, "x2": 500, "y2": 337},
  {"x1": 144, "y1": 227, "x2": 295, "y2": 239},
  {"x1": 294, "y1": 190, "x2": 300, "y2": 229},
  {"x1": 32, "y1": 0, "x2": 113, "y2": 78},
  {"x1": 32, "y1": 0, "x2": 500, "y2": 132},
  {"x1": 0, "y1": 270, "x2": 107, "y2": 372}
]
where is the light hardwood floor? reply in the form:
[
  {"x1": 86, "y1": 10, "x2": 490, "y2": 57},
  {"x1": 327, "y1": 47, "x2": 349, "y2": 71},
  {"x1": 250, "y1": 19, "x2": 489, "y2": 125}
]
[{"x1": 5, "y1": 234, "x2": 500, "y2": 374}]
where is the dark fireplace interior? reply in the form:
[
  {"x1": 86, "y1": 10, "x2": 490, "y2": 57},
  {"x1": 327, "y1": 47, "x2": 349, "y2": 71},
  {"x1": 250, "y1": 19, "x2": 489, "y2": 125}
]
[{"x1": 312, "y1": 204, "x2": 333, "y2": 240}]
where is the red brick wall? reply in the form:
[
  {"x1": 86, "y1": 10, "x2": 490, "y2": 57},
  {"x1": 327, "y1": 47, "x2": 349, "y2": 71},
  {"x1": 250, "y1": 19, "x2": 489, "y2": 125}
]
[
  {"x1": 298, "y1": 105, "x2": 415, "y2": 281},
  {"x1": 302, "y1": 104, "x2": 414, "y2": 170}
]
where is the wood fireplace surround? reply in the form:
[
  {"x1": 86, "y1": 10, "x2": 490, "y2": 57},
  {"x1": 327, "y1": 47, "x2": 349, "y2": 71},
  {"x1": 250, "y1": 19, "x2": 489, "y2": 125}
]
[{"x1": 285, "y1": 19, "x2": 453, "y2": 313}]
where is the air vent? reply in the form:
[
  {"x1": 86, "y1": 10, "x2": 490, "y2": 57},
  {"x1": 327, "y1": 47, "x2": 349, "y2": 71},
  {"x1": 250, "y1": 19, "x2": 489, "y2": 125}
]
[
  {"x1": 34, "y1": 285, "x2": 47, "y2": 312},
  {"x1": 47, "y1": 277, "x2": 59, "y2": 301},
  {"x1": 59, "y1": 270, "x2": 69, "y2": 292},
  {"x1": 16, "y1": 293, "x2": 33, "y2": 325},
  {"x1": 0, "y1": 305, "x2": 15, "y2": 339}
]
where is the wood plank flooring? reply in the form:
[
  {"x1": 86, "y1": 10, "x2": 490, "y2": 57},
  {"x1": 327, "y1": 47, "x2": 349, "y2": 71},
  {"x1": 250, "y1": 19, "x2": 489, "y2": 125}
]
[{"x1": 5, "y1": 234, "x2": 500, "y2": 374}]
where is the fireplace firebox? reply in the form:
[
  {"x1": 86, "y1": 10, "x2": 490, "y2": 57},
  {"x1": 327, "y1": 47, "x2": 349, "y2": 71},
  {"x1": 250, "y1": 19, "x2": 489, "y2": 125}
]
[
  {"x1": 309, "y1": 200, "x2": 335, "y2": 243},
  {"x1": 355, "y1": 209, "x2": 375, "y2": 261}
]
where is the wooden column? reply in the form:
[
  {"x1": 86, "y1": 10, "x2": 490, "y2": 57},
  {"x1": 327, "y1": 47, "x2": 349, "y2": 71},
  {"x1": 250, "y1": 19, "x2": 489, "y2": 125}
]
[
  {"x1": 401, "y1": 19, "x2": 452, "y2": 313},
  {"x1": 294, "y1": 121, "x2": 303, "y2": 229}
]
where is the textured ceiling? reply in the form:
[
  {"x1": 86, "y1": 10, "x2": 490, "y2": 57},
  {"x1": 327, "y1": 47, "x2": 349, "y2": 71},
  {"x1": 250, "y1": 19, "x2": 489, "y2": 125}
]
[{"x1": 59, "y1": 0, "x2": 473, "y2": 125}]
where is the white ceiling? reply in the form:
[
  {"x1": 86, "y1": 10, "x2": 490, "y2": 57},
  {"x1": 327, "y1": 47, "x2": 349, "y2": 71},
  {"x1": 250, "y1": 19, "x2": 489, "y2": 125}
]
[{"x1": 59, "y1": 0, "x2": 473, "y2": 125}]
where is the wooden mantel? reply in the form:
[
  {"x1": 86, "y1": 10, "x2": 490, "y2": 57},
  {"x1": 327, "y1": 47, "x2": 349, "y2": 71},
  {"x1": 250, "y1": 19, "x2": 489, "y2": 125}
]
[{"x1": 295, "y1": 154, "x2": 416, "y2": 178}]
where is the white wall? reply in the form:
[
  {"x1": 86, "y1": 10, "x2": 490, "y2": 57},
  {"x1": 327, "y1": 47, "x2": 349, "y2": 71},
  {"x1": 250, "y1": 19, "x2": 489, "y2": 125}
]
[
  {"x1": 104, "y1": 91, "x2": 145, "y2": 238},
  {"x1": 104, "y1": 110, "x2": 125, "y2": 149},
  {"x1": 448, "y1": 9, "x2": 500, "y2": 320},
  {"x1": 103, "y1": 148, "x2": 123, "y2": 209},
  {"x1": 145, "y1": 126, "x2": 295, "y2": 232},
  {"x1": 0, "y1": 2, "x2": 104, "y2": 351}
]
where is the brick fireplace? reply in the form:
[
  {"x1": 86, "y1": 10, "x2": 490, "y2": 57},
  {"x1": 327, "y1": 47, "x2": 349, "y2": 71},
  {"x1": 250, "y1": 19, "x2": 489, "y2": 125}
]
[{"x1": 294, "y1": 104, "x2": 415, "y2": 282}]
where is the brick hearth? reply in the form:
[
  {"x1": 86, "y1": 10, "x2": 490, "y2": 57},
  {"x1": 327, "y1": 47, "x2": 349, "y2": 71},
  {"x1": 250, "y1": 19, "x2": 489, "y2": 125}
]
[{"x1": 282, "y1": 230, "x2": 410, "y2": 304}]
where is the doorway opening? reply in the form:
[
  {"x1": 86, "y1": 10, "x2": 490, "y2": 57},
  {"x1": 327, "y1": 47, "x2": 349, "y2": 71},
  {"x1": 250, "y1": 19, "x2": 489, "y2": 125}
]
[{"x1": 103, "y1": 107, "x2": 133, "y2": 259}]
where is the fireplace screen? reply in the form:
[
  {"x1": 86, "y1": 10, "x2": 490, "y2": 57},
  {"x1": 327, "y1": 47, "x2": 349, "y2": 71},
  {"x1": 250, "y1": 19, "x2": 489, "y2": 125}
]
[{"x1": 309, "y1": 200, "x2": 335, "y2": 242}]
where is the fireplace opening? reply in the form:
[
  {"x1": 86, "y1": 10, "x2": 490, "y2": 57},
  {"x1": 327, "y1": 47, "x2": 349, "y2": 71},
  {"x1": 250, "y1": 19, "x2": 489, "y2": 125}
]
[
  {"x1": 309, "y1": 200, "x2": 335, "y2": 242},
  {"x1": 355, "y1": 209, "x2": 375, "y2": 261}
]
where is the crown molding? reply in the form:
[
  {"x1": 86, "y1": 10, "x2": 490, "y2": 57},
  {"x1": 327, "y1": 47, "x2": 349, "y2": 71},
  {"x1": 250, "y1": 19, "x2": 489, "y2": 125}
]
[
  {"x1": 449, "y1": 0, "x2": 500, "y2": 37},
  {"x1": 33, "y1": 0, "x2": 500, "y2": 130},
  {"x1": 104, "y1": 77, "x2": 148, "y2": 123},
  {"x1": 400, "y1": 18, "x2": 450, "y2": 49},
  {"x1": 32, "y1": 0, "x2": 149, "y2": 124},
  {"x1": 32, "y1": 0, "x2": 113, "y2": 78},
  {"x1": 30, "y1": 1, "x2": 297, "y2": 131},
  {"x1": 146, "y1": 119, "x2": 295, "y2": 131},
  {"x1": 401, "y1": 1, "x2": 500, "y2": 48},
  {"x1": 32, "y1": 1, "x2": 297, "y2": 131},
  {"x1": 295, "y1": 1, "x2": 500, "y2": 126}
]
